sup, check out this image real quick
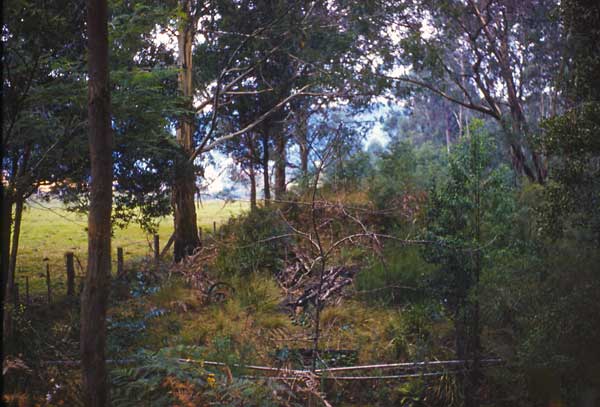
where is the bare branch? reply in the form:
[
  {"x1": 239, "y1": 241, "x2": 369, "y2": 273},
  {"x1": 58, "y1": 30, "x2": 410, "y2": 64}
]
[
  {"x1": 382, "y1": 73, "x2": 500, "y2": 119},
  {"x1": 189, "y1": 85, "x2": 312, "y2": 161}
]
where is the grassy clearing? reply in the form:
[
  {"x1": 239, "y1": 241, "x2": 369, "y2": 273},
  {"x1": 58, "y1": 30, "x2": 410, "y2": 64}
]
[
  {"x1": 15, "y1": 199, "x2": 247, "y2": 296},
  {"x1": 109, "y1": 274, "x2": 431, "y2": 369}
]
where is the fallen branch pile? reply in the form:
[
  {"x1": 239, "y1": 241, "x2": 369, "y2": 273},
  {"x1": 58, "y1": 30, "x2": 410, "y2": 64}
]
[{"x1": 277, "y1": 247, "x2": 359, "y2": 312}]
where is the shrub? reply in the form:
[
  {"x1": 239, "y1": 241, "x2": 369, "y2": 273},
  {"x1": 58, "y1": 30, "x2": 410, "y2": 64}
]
[
  {"x1": 355, "y1": 246, "x2": 434, "y2": 306},
  {"x1": 215, "y1": 207, "x2": 291, "y2": 277}
]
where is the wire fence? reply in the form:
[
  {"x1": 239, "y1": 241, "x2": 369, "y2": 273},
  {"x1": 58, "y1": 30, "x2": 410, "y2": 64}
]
[{"x1": 36, "y1": 357, "x2": 504, "y2": 382}]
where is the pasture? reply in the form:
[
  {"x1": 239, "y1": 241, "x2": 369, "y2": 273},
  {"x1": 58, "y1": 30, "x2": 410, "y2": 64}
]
[{"x1": 14, "y1": 199, "x2": 247, "y2": 297}]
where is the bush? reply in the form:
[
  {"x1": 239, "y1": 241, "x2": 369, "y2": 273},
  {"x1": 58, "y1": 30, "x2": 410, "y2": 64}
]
[
  {"x1": 215, "y1": 207, "x2": 291, "y2": 277},
  {"x1": 355, "y1": 246, "x2": 434, "y2": 306}
]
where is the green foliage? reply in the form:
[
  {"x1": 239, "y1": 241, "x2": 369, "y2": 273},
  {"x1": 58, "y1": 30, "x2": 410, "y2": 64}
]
[
  {"x1": 368, "y1": 140, "x2": 447, "y2": 232},
  {"x1": 412, "y1": 141, "x2": 449, "y2": 186},
  {"x1": 537, "y1": 102, "x2": 600, "y2": 244},
  {"x1": 369, "y1": 140, "x2": 418, "y2": 208},
  {"x1": 5, "y1": 0, "x2": 184, "y2": 235},
  {"x1": 3, "y1": 304, "x2": 35, "y2": 355},
  {"x1": 324, "y1": 146, "x2": 376, "y2": 192},
  {"x1": 422, "y1": 120, "x2": 514, "y2": 313},
  {"x1": 394, "y1": 302, "x2": 445, "y2": 361},
  {"x1": 111, "y1": 345, "x2": 303, "y2": 406},
  {"x1": 484, "y1": 239, "x2": 600, "y2": 406},
  {"x1": 419, "y1": 120, "x2": 517, "y2": 404},
  {"x1": 534, "y1": 0, "x2": 600, "y2": 244},
  {"x1": 216, "y1": 207, "x2": 290, "y2": 276},
  {"x1": 559, "y1": 0, "x2": 600, "y2": 101},
  {"x1": 111, "y1": 346, "x2": 209, "y2": 406},
  {"x1": 355, "y1": 246, "x2": 433, "y2": 306},
  {"x1": 2, "y1": 0, "x2": 87, "y2": 207},
  {"x1": 503, "y1": 4, "x2": 600, "y2": 401}
]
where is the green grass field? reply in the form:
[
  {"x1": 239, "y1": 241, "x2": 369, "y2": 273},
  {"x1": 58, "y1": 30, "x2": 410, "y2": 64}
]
[{"x1": 15, "y1": 199, "x2": 247, "y2": 296}]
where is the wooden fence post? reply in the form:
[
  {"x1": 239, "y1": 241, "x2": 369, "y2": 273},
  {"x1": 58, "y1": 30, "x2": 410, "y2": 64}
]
[
  {"x1": 213, "y1": 221, "x2": 216, "y2": 235},
  {"x1": 198, "y1": 227, "x2": 203, "y2": 244},
  {"x1": 65, "y1": 251, "x2": 75, "y2": 296},
  {"x1": 25, "y1": 276, "x2": 30, "y2": 305},
  {"x1": 117, "y1": 247, "x2": 124, "y2": 277},
  {"x1": 46, "y1": 263, "x2": 52, "y2": 304},
  {"x1": 153, "y1": 234, "x2": 160, "y2": 267}
]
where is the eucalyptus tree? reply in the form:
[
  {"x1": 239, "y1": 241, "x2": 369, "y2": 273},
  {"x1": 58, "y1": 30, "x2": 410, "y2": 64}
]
[
  {"x1": 2, "y1": 0, "x2": 183, "y2": 346},
  {"x1": 384, "y1": 91, "x2": 474, "y2": 152},
  {"x1": 58, "y1": 1, "x2": 184, "y2": 229},
  {"x1": 210, "y1": 0, "x2": 374, "y2": 204},
  {"x1": 166, "y1": 0, "x2": 312, "y2": 257},
  {"x1": 81, "y1": 0, "x2": 112, "y2": 404},
  {"x1": 210, "y1": 0, "x2": 302, "y2": 202},
  {"x1": 371, "y1": 0, "x2": 563, "y2": 183},
  {"x1": 218, "y1": 96, "x2": 264, "y2": 210}
]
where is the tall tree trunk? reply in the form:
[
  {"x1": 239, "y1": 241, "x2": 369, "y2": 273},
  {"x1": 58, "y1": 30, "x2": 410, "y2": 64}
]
[
  {"x1": 274, "y1": 121, "x2": 286, "y2": 200},
  {"x1": 1, "y1": 191, "x2": 13, "y2": 341},
  {"x1": 262, "y1": 131, "x2": 271, "y2": 205},
  {"x1": 3, "y1": 143, "x2": 31, "y2": 317},
  {"x1": 173, "y1": 0, "x2": 200, "y2": 261},
  {"x1": 3, "y1": 144, "x2": 32, "y2": 342},
  {"x1": 499, "y1": 34, "x2": 546, "y2": 184},
  {"x1": 173, "y1": 167, "x2": 199, "y2": 260},
  {"x1": 299, "y1": 130, "x2": 309, "y2": 189},
  {"x1": 1, "y1": 192, "x2": 12, "y2": 296},
  {"x1": 3, "y1": 195, "x2": 24, "y2": 340},
  {"x1": 247, "y1": 133, "x2": 258, "y2": 210},
  {"x1": 6, "y1": 197, "x2": 23, "y2": 294},
  {"x1": 300, "y1": 142, "x2": 308, "y2": 178},
  {"x1": 6, "y1": 145, "x2": 30, "y2": 290},
  {"x1": 249, "y1": 165, "x2": 257, "y2": 210},
  {"x1": 81, "y1": 0, "x2": 112, "y2": 404},
  {"x1": 445, "y1": 109, "x2": 452, "y2": 154}
]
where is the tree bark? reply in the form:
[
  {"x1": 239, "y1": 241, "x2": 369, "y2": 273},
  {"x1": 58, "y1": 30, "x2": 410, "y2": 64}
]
[
  {"x1": 300, "y1": 143, "x2": 309, "y2": 178},
  {"x1": 6, "y1": 197, "x2": 24, "y2": 297},
  {"x1": 1, "y1": 191, "x2": 12, "y2": 299},
  {"x1": 274, "y1": 121, "x2": 286, "y2": 200},
  {"x1": 1, "y1": 191, "x2": 13, "y2": 341},
  {"x1": 173, "y1": 0, "x2": 200, "y2": 261},
  {"x1": 81, "y1": 0, "x2": 112, "y2": 404},
  {"x1": 247, "y1": 133, "x2": 258, "y2": 210},
  {"x1": 249, "y1": 165, "x2": 257, "y2": 210},
  {"x1": 298, "y1": 121, "x2": 310, "y2": 190},
  {"x1": 445, "y1": 109, "x2": 452, "y2": 154},
  {"x1": 173, "y1": 168, "x2": 199, "y2": 260},
  {"x1": 262, "y1": 130, "x2": 271, "y2": 205},
  {"x1": 4, "y1": 145, "x2": 32, "y2": 341}
]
